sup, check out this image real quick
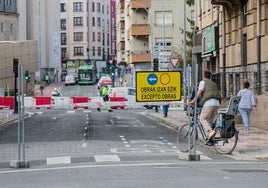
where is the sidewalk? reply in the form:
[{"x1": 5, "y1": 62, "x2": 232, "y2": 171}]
[
  {"x1": 144, "y1": 106, "x2": 268, "y2": 159},
  {"x1": 35, "y1": 82, "x2": 64, "y2": 96}
]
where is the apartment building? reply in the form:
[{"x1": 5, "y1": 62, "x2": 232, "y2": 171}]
[
  {"x1": 60, "y1": 0, "x2": 115, "y2": 75},
  {"x1": 194, "y1": 0, "x2": 268, "y2": 97},
  {"x1": 194, "y1": 0, "x2": 268, "y2": 129},
  {"x1": 116, "y1": 0, "x2": 193, "y2": 87}
]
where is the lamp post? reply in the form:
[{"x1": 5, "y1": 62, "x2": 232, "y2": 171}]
[{"x1": 183, "y1": 0, "x2": 187, "y2": 109}]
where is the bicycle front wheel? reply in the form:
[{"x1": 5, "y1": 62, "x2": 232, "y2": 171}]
[
  {"x1": 177, "y1": 123, "x2": 195, "y2": 153},
  {"x1": 213, "y1": 127, "x2": 238, "y2": 154}
]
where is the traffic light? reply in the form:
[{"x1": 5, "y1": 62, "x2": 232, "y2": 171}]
[
  {"x1": 13, "y1": 58, "x2": 18, "y2": 77},
  {"x1": 25, "y1": 71, "x2": 30, "y2": 83},
  {"x1": 153, "y1": 58, "x2": 159, "y2": 71}
]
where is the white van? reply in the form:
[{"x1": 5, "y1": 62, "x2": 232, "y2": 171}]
[{"x1": 65, "y1": 75, "x2": 76, "y2": 86}]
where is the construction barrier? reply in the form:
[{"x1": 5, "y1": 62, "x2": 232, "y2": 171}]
[
  {"x1": 0, "y1": 96, "x2": 14, "y2": 109},
  {"x1": 109, "y1": 97, "x2": 127, "y2": 109},
  {"x1": 71, "y1": 96, "x2": 90, "y2": 109},
  {"x1": 34, "y1": 96, "x2": 52, "y2": 109}
]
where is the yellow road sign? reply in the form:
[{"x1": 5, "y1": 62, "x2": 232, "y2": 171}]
[{"x1": 136, "y1": 71, "x2": 181, "y2": 102}]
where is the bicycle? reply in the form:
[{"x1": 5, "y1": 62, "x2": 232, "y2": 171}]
[{"x1": 177, "y1": 96, "x2": 241, "y2": 154}]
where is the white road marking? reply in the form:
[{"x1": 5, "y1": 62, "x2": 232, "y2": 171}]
[
  {"x1": 94, "y1": 155, "x2": 121, "y2": 162},
  {"x1": 66, "y1": 111, "x2": 76, "y2": 113},
  {"x1": 46, "y1": 156, "x2": 71, "y2": 165},
  {"x1": 0, "y1": 161, "x2": 263, "y2": 175},
  {"x1": 82, "y1": 143, "x2": 87, "y2": 147}
]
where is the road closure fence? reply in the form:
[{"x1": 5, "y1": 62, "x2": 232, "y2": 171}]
[{"x1": 0, "y1": 96, "x2": 182, "y2": 110}]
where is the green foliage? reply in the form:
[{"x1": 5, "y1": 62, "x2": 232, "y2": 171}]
[{"x1": 186, "y1": 0, "x2": 195, "y2": 6}]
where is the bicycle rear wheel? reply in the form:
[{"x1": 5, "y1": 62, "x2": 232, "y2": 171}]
[
  {"x1": 213, "y1": 127, "x2": 238, "y2": 154},
  {"x1": 177, "y1": 123, "x2": 195, "y2": 152}
]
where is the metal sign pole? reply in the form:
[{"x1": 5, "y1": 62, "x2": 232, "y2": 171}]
[{"x1": 17, "y1": 65, "x2": 21, "y2": 162}]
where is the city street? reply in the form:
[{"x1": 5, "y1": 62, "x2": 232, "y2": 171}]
[{"x1": 0, "y1": 84, "x2": 267, "y2": 187}]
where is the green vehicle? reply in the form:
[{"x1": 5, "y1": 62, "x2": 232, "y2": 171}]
[{"x1": 77, "y1": 65, "x2": 97, "y2": 85}]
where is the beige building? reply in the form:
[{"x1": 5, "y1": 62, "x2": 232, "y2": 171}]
[
  {"x1": 194, "y1": 0, "x2": 268, "y2": 128},
  {"x1": 0, "y1": 41, "x2": 38, "y2": 94},
  {"x1": 116, "y1": 0, "x2": 193, "y2": 87}
]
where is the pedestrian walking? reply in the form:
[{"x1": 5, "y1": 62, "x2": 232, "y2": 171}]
[
  {"x1": 45, "y1": 73, "x2": 49, "y2": 85},
  {"x1": 190, "y1": 70, "x2": 221, "y2": 140},
  {"x1": 39, "y1": 84, "x2": 44, "y2": 95},
  {"x1": 237, "y1": 81, "x2": 256, "y2": 133},
  {"x1": 162, "y1": 104, "x2": 169, "y2": 117}
]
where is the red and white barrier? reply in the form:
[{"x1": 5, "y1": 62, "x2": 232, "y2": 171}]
[
  {"x1": 34, "y1": 96, "x2": 52, "y2": 109},
  {"x1": 71, "y1": 96, "x2": 90, "y2": 109},
  {"x1": 0, "y1": 97, "x2": 14, "y2": 109},
  {"x1": 109, "y1": 97, "x2": 127, "y2": 109}
]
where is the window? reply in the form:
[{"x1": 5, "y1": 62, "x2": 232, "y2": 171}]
[
  {"x1": 61, "y1": 19, "x2": 66, "y2": 30},
  {"x1": 0, "y1": 23, "x2": 3, "y2": 32},
  {"x1": 73, "y1": 17, "x2": 83, "y2": 26},
  {"x1": 155, "y1": 11, "x2": 173, "y2": 26},
  {"x1": 265, "y1": 71, "x2": 268, "y2": 91},
  {"x1": 61, "y1": 48, "x2": 67, "y2": 60},
  {"x1": 102, "y1": 5, "x2": 104, "y2": 14},
  {"x1": 74, "y1": 32, "x2": 83, "y2": 41},
  {"x1": 74, "y1": 47, "x2": 83, "y2": 56},
  {"x1": 10, "y1": 24, "x2": 14, "y2": 34},
  {"x1": 73, "y1": 2, "x2": 82, "y2": 12},
  {"x1": 92, "y1": 2, "x2": 95, "y2": 12},
  {"x1": 97, "y1": 32, "x2": 101, "y2": 42},
  {"x1": 61, "y1": 33, "x2": 67, "y2": 45},
  {"x1": 92, "y1": 46, "x2": 96, "y2": 56},
  {"x1": 228, "y1": 74, "x2": 234, "y2": 96},
  {"x1": 97, "y1": 3, "x2": 100, "y2": 12},
  {"x1": 60, "y1": 3, "x2": 66, "y2": 12},
  {"x1": 235, "y1": 73, "x2": 240, "y2": 95},
  {"x1": 92, "y1": 32, "x2": 96, "y2": 41},
  {"x1": 97, "y1": 17, "x2": 101, "y2": 27},
  {"x1": 97, "y1": 47, "x2": 101, "y2": 56},
  {"x1": 92, "y1": 17, "x2": 95, "y2": 26}
]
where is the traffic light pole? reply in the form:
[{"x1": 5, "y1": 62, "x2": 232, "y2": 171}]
[{"x1": 13, "y1": 58, "x2": 18, "y2": 114}]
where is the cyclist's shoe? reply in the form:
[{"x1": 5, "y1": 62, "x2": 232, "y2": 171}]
[{"x1": 208, "y1": 130, "x2": 216, "y2": 140}]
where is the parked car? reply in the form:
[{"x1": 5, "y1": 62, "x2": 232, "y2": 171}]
[{"x1": 65, "y1": 75, "x2": 76, "y2": 86}]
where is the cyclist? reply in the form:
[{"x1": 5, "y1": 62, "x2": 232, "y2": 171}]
[{"x1": 190, "y1": 70, "x2": 221, "y2": 140}]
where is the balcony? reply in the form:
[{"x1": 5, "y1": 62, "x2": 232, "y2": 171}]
[
  {"x1": 130, "y1": 24, "x2": 150, "y2": 37},
  {"x1": 130, "y1": 0, "x2": 151, "y2": 9},
  {"x1": 211, "y1": 0, "x2": 240, "y2": 8},
  {"x1": 130, "y1": 50, "x2": 151, "y2": 63}
]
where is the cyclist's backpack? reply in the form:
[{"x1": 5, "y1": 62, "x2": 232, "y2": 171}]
[{"x1": 220, "y1": 120, "x2": 236, "y2": 138}]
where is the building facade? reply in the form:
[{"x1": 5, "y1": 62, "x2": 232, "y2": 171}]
[
  {"x1": 194, "y1": 0, "x2": 268, "y2": 128},
  {"x1": 0, "y1": 0, "x2": 38, "y2": 94},
  {"x1": 116, "y1": 0, "x2": 193, "y2": 87},
  {"x1": 60, "y1": 0, "x2": 114, "y2": 78},
  {"x1": 194, "y1": 0, "x2": 268, "y2": 97}
]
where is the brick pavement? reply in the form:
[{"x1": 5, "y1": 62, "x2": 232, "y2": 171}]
[{"x1": 145, "y1": 106, "x2": 268, "y2": 159}]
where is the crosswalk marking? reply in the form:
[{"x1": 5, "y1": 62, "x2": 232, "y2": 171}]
[
  {"x1": 94, "y1": 155, "x2": 121, "y2": 162},
  {"x1": 46, "y1": 156, "x2": 71, "y2": 165}
]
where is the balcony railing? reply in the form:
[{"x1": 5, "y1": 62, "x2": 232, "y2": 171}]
[
  {"x1": 130, "y1": 24, "x2": 150, "y2": 37},
  {"x1": 129, "y1": 0, "x2": 151, "y2": 9},
  {"x1": 211, "y1": 0, "x2": 240, "y2": 8},
  {"x1": 129, "y1": 50, "x2": 151, "y2": 63}
]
